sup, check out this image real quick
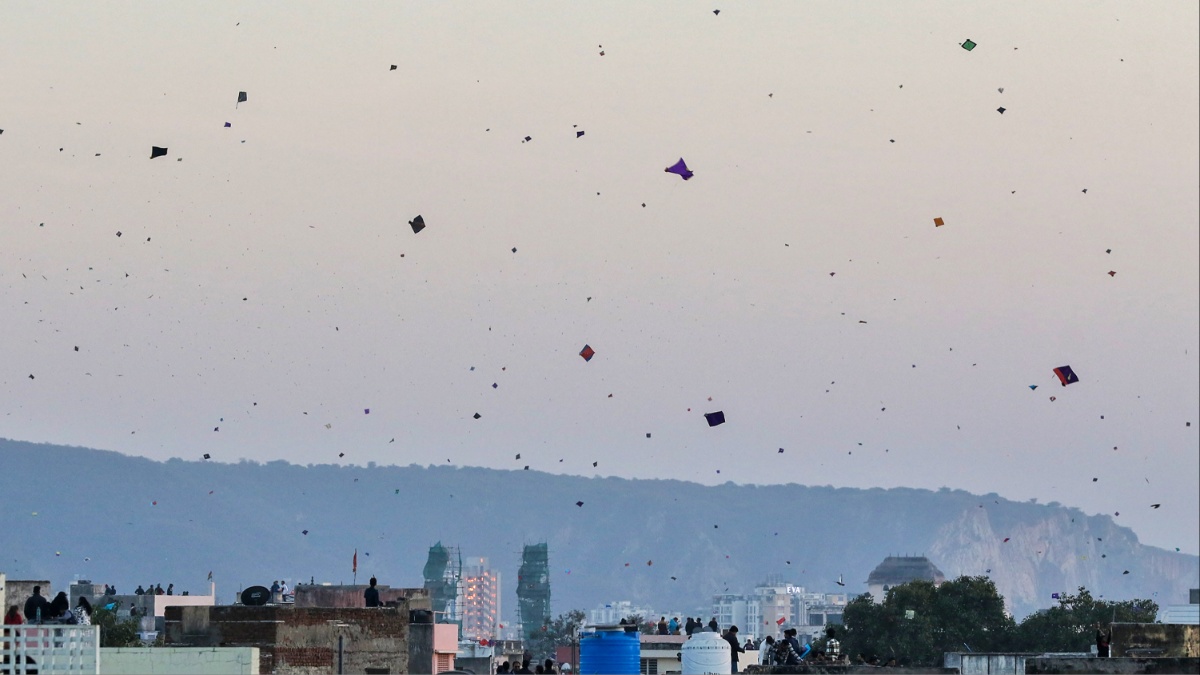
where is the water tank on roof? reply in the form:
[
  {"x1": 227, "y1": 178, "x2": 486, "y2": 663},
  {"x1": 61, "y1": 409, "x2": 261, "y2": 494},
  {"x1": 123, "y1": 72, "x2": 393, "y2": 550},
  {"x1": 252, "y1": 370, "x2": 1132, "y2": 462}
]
[
  {"x1": 579, "y1": 625, "x2": 639, "y2": 675},
  {"x1": 682, "y1": 630, "x2": 731, "y2": 675}
]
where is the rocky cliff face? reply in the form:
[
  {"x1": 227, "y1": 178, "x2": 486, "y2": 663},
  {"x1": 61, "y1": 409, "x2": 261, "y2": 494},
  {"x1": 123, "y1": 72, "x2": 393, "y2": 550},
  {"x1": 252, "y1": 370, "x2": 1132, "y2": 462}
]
[
  {"x1": 929, "y1": 505, "x2": 1197, "y2": 616},
  {"x1": 2, "y1": 439, "x2": 1195, "y2": 621}
]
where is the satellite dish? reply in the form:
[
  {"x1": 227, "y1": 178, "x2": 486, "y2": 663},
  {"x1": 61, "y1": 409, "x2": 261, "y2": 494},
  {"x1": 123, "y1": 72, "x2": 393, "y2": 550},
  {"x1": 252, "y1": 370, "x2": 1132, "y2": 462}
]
[{"x1": 241, "y1": 586, "x2": 271, "y2": 606}]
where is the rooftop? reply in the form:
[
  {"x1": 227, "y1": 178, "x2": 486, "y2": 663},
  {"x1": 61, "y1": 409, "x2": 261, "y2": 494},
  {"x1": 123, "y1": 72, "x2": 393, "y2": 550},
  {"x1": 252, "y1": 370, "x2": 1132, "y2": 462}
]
[{"x1": 866, "y1": 556, "x2": 946, "y2": 586}]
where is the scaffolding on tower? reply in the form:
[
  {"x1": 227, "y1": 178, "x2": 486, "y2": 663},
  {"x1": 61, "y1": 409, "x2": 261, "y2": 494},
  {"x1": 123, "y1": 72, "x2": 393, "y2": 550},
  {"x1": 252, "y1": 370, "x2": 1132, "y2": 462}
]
[
  {"x1": 423, "y1": 542, "x2": 463, "y2": 628},
  {"x1": 517, "y1": 543, "x2": 551, "y2": 643}
]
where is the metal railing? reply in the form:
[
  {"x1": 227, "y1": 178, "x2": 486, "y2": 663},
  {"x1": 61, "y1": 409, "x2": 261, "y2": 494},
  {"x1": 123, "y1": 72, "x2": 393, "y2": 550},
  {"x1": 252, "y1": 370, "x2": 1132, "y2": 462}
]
[{"x1": 1, "y1": 625, "x2": 100, "y2": 674}]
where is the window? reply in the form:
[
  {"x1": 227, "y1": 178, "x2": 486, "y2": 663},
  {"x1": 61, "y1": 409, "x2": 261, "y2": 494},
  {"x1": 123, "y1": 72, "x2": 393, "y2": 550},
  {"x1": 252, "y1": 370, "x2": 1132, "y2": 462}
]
[{"x1": 640, "y1": 657, "x2": 659, "y2": 674}]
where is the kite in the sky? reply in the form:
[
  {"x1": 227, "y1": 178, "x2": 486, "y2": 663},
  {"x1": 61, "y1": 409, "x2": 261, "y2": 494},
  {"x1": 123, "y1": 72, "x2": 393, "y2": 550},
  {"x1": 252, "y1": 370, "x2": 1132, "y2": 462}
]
[
  {"x1": 665, "y1": 158, "x2": 693, "y2": 180},
  {"x1": 933, "y1": 217, "x2": 944, "y2": 227},
  {"x1": 224, "y1": 122, "x2": 231, "y2": 128},
  {"x1": 390, "y1": 65, "x2": 398, "y2": 71},
  {"x1": 997, "y1": 107, "x2": 1006, "y2": 114},
  {"x1": 579, "y1": 344, "x2": 595, "y2": 362},
  {"x1": 1108, "y1": 271, "x2": 1116, "y2": 277},
  {"x1": 1053, "y1": 365, "x2": 1079, "y2": 386},
  {"x1": 203, "y1": 453, "x2": 211, "y2": 460},
  {"x1": 961, "y1": 39, "x2": 977, "y2": 51},
  {"x1": 150, "y1": 146, "x2": 168, "y2": 159},
  {"x1": 236, "y1": 91, "x2": 247, "y2": 107},
  {"x1": 704, "y1": 411, "x2": 726, "y2": 427},
  {"x1": 409, "y1": 215, "x2": 425, "y2": 233},
  {"x1": 1029, "y1": 385, "x2": 1038, "y2": 390}
]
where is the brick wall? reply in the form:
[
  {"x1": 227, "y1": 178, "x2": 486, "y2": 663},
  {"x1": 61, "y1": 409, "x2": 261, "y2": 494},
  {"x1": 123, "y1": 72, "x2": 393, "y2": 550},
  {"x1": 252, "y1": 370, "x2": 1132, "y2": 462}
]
[
  {"x1": 1112, "y1": 622, "x2": 1200, "y2": 658},
  {"x1": 293, "y1": 584, "x2": 431, "y2": 609},
  {"x1": 166, "y1": 604, "x2": 412, "y2": 674}
]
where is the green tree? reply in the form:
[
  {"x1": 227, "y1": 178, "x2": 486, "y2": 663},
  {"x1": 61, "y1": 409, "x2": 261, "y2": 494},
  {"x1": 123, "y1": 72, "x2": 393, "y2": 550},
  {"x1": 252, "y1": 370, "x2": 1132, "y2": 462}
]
[
  {"x1": 91, "y1": 607, "x2": 141, "y2": 648},
  {"x1": 840, "y1": 576, "x2": 1016, "y2": 666},
  {"x1": 1015, "y1": 587, "x2": 1158, "y2": 653},
  {"x1": 523, "y1": 609, "x2": 586, "y2": 661},
  {"x1": 624, "y1": 613, "x2": 656, "y2": 634}
]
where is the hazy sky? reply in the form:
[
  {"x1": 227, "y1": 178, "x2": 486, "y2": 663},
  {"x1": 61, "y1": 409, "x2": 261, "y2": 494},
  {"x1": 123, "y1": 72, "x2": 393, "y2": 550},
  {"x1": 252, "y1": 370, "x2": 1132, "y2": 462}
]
[{"x1": 2, "y1": 2, "x2": 1197, "y2": 555}]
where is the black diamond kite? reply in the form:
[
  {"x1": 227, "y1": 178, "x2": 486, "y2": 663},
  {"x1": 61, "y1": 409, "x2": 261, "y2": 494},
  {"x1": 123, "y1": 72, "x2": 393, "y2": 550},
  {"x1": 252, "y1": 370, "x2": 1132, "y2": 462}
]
[{"x1": 704, "y1": 411, "x2": 726, "y2": 427}]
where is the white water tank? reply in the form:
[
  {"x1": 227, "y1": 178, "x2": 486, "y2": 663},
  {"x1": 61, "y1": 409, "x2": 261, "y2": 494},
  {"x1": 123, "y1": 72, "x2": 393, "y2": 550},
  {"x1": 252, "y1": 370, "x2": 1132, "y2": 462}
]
[{"x1": 681, "y1": 630, "x2": 731, "y2": 674}]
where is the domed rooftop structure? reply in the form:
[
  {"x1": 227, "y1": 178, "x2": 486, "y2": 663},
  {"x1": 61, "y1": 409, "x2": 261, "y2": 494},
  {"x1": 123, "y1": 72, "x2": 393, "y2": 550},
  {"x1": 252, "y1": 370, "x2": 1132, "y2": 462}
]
[{"x1": 866, "y1": 556, "x2": 945, "y2": 603}]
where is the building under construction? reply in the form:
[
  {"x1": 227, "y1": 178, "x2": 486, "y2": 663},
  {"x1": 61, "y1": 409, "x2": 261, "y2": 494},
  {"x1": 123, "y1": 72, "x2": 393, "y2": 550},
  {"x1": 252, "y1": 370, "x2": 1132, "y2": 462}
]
[
  {"x1": 423, "y1": 542, "x2": 463, "y2": 627},
  {"x1": 516, "y1": 543, "x2": 550, "y2": 642}
]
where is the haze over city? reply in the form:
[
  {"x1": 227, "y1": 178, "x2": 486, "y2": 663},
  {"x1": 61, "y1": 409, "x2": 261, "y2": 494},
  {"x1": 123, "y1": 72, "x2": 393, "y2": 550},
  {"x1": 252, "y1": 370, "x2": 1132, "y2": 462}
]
[{"x1": 2, "y1": 0, "x2": 1197, "y2": 561}]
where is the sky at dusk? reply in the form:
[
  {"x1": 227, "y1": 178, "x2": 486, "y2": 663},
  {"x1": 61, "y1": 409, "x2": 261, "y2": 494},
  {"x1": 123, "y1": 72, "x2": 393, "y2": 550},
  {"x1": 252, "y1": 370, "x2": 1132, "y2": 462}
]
[{"x1": 2, "y1": 2, "x2": 1197, "y2": 555}]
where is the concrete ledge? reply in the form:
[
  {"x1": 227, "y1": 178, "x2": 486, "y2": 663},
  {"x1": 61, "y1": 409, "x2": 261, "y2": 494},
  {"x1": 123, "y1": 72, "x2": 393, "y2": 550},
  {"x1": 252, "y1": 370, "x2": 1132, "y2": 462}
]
[
  {"x1": 100, "y1": 647, "x2": 259, "y2": 674},
  {"x1": 739, "y1": 662, "x2": 955, "y2": 667},
  {"x1": 1026, "y1": 657, "x2": 1200, "y2": 674}
]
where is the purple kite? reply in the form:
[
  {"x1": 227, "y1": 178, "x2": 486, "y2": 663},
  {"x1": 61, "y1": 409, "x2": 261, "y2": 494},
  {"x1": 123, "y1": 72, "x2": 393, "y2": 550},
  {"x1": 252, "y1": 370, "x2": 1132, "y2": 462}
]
[
  {"x1": 665, "y1": 158, "x2": 693, "y2": 180},
  {"x1": 1053, "y1": 365, "x2": 1079, "y2": 386}
]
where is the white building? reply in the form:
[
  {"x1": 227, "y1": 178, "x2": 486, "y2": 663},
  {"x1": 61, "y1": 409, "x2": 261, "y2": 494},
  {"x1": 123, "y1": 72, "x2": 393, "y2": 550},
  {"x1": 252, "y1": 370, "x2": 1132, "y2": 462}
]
[
  {"x1": 712, "y1": 580, "x2": 847, "y2": 642},
  {"x1": 588, "y1": 600, "x2": 658, "y2": 627}
]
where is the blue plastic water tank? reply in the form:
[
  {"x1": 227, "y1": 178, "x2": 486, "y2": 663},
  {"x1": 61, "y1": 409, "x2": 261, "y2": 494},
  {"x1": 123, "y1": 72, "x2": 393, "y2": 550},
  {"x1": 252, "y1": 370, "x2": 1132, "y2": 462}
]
[{"x1": 579, "y1": 626, "x2": 640, "y2": 675}]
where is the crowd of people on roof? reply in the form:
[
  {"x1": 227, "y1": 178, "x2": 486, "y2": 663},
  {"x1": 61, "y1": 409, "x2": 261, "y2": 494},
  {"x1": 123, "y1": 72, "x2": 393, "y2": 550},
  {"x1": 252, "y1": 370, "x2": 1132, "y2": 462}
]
[
  {"x1": 134, "y1": 582, "x2": 180, "y2": 595},
  {"x1": 4, "y1": 585, "x2": 93, "y2": 626}
]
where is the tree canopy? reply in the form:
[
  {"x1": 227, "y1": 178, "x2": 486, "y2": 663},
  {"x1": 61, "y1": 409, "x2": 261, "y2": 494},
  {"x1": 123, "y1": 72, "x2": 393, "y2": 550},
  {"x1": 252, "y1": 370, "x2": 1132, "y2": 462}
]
[
  {"x1": 841, "y1": 576, "x2": 1015, "y2": 666},
  {"x1": 1014, "y1": 587, "x2": 1158, "y2": 653},
  {"x1": 839, "y1": 578, "x2": 1159, "y2": 666},
  {"x1": 523, "y1": 609, "x2": 586, "y2": 661}
]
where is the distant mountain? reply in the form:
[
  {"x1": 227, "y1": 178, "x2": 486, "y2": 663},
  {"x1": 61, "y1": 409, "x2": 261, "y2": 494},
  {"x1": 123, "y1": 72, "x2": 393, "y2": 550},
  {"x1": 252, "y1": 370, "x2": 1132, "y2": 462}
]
[{"x1": 2, "y1": 439, "x2": 1195, "y2": 621}]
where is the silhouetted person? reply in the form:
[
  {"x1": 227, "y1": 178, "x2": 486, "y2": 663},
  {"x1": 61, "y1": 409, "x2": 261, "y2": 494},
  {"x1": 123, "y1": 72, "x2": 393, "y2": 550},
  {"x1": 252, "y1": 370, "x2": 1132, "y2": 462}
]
[
  {"x1": 685, "y1": 617, "x2": 696, "y2": 635},
  {"x1": 134, "y1": 585, "x2": 145, "y2": 595},
  {"x1": 75, "y1": 597, "x2": 93, "y2": 626},
  {"x1": 5, "y1": 605, "x2": 23, "y2": 625},
  {"x1": 48, "y1": 592, "x2": 71, "y2": 622},
  {"x1": 708, "y1": 617, "x2": 719, "y2": 632},
  {"x1": 657, "y1": 616, "x2": 668, "y2": 635},
  {"x1": 166, "y1": 583, "x2": 174, "y2": 595},
  {"x1": 364, "y1": 577, "x2": 381, "y2": 607},
  {"x1": 23, "y1": 586, "x2": 50, "y2": 624},
  {"x1": 759, "y1": 636, "x2": 775, "y2": 665},
  {"x1": 1096, "y1": 622, "x2": 1112, "y2": 657},
  {"x1": 722, "y1": 625, "x2": 744, "y2": 673}
]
